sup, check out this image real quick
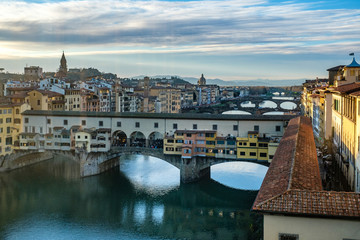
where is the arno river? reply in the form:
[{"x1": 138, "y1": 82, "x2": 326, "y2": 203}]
[{"x1": 0, "y1": 155, "x2": 268, "y2": 240}]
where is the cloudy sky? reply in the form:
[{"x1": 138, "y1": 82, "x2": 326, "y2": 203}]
[{"x1": 0, "y1": 0, "x2": 359, "y2": 81}]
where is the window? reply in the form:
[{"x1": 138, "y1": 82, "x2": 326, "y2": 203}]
[
  {"x1": 64, "y1": 120, "x2": 68, "y2": 125},
  {"x1": 233, "y1": 125, "x2": 238, "y2": 131},
  {"x1": 6, "y1": 118, "x2": 11, "y2": 123},
  {"x1": 77, "y1": 135, "x2": 80, "y2": 139},
  {"x1": 240, "y1": 151, "x2": 245, "y2": 156},
  {"x1": 154, "y1": 122, "x2": 158, "y2": 128},
  {"x1": 135, "y1": 122, "x2": 140, "y2": 128},
  {"x1": 85, "y1": 135, "x2": 88, "y2": 139},
  {"x1": 254, "y1": 125, "x2": 259, "y2": 131},
  {"x1": 16, "y1": 109, "x2": 19, "y2": 114},
  {"x1": 250, "y1": 143, "x2": 257, "y2": 147},
  {"x1": 186, "y1": 133, "x2": 192, "y2": 137},
  {"x1": 279, "y1": 233, "x2": 299, "y2": 240},
  {"x1": 0, "y1": 119, "x2": 2, "y2": 124},
  {"x1": 193, "y1": 124, "x2": 197, "y2": 129},
  {"x1": 47, "y1": 119, "x2": 51, "y2": 124},
  {"x1": 99, "y1": 121, "x2": 103, "y2": 127},
  {"x1": 82, "y1": 120, "x2": 86, "y2": 126},
  {"x1": 184, "y1": 149, "x2": 191, "y2": 154},
  {"x1": 212, "y1": 124, "x2": 217, "y2": 130},
  {"x1": 173, "y1": 123, "x2": 177, "y2": 129},
  {"x1": 25, "y1": 118, "x2": 29, "y2": 123},
  {"x1": 117, "y1": 121, "x2": 121, "y2": 127},
  {"x1": 260, "y1": 152, "x2": 267, "y2": 157},
  {"x1": 217, "y1": 140, "x2": 225, "y2": 145},
  {"x1": 250, "y1": 152, "x2": 256, "y2": 156},
  {"x1": 7, "y1": 127, "x2": 11, "y2": 134},
  {"x1": 276, "y1": 125, "x2": 281, "y2": 132},
  {"x1": 37, "y1": 100, "x2": 40, "y2": 105},
  {"x1": 5, "y1": 137, "x2": 12, "y2": 145},
  {"x1": 8, "y1": 109, "x2": 11, "y2": 114}
]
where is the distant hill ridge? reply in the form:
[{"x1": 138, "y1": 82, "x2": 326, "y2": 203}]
[{"x1": 131, "y1": 75, "x2": 305, "y2": 86}]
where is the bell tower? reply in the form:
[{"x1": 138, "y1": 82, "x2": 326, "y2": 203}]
[{"x1": 57, "y1": 51, "x2": 68, "y2": 78}]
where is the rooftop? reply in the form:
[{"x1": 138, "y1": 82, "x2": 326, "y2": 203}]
[
  {"x1": 347, "y1": 57, "x2": 360, "y2": 68},
  {"x1": 252, "y1": 116, "x2": 360, "y2": 219},
  {"x1": 333, "y1": 82, "x2": 360, "y2": 94}
]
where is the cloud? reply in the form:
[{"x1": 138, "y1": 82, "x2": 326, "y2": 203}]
[{"x1": 0, "y1": 0, "x2": 360, "y2": 58}]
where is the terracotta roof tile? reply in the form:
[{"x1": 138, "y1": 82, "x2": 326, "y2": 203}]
[
  {"x1": 333, "y1": 82, "x2": 360, "y2": 94},
  {"x1": 252, "y1": 116, "x2": 360, "y2": 219}
]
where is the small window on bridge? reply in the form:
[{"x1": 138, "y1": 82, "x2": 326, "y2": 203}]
[
  {"x1": 276, "y1": 125, "x2": 281, "y2": 132},
  {"x1": 136, "y1": 122, "x2": 140, "y2": 128},
  {"x1": 279, "y1": 233, "x2": 299, "y2": 240},
  {"x1": 154, "y1": 122, "x2": 158, "y2": 128},
  {"x1": 250, "y1": 143, "x2": 257, "y2": 147},
  {"x1": 99, "y1": 121, "x2": 103, "y2": 127},
  {"x1": 82, "y1": 120, "x2": 86, "y2": 126},
  {"x1": 193, "y1": 124, "x2": 197, "y2": 129},
  {"x1": 173, "y1": 123, "x2": 178, "y2": 129},
  {"x1": 260, "y1": 152, "x2": 267, "y2": 157},
  {"x1": 240, "y1": 151, "x2": 245, "y2": 156},
  {"x1": 64, "y1": 120, "x2": 68, "y2": 125},
  {"x1": 250, "y1": 152, "x2": 256, "y2": 156},
  {"x1": 254, "y1": 125, "x2": 259, "y2": 131},
  {"x1": 117, "y1": 121, "x2": 121, "y2": 127},
  {"x1": 212, "y1": 124, "x2": 217, "y2": 130},
  {"x1": 233, "y1": 125, "x2": 238, "y2": 131}
]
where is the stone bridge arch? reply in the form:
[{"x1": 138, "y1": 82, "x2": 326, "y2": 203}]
[
  {"x1": 148, "y1": 131, "x2": 164, "y2": 149},
  {"x1": 112, "y1": 130, "x2": 128, "y2": 147},
  {"x1": 280, "y1": 101, "x2": 298, "y2": 110},
  {"x1": 130, "y1": 131, "x2": 146, "y2": 147}
]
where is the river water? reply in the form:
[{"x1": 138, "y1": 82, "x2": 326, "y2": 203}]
[{"x1": 0, "y1": 155, "x2": 267, "y2": 240}]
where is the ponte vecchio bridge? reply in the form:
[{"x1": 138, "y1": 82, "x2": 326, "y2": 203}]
[{"x1": 9, "y1": 111, "x2": 295, "y2": 182}]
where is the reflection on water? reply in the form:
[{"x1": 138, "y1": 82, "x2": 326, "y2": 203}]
[
  {"x1": 0, "y1": 155, "x2": 264, "y2": 240},
  {"x1": 211, "y1": 162, "x2": 268, "y2": 190}
]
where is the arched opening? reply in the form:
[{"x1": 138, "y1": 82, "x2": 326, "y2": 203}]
[
  {"x1": 280, "y1": 101, "x2": 297, "y2": 110},
  {"x1": 211, "y1": 161, "x2": 268, "y2": 190},
  {"x1": 240, "y1": 101, "x2": 255, "y2": 108},
  {"x1": 112, "y1": 130, "x2": 127, "y2": 147},
  {"x1": 148, "y1": 132, "x2": 164, "y2": 149},
  {"x1": 130, "y1": 131, "x2": 146, "y2": 147},
  {"x1": 222, "y1": 110, "x2": 251, "y2": 115},
  {"x1": 259, "y1": 100, "x2": 277, "y2": 109}
]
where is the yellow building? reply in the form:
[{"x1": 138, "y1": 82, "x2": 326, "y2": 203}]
[
  {"x1": 0, "y1": 102, "x2": 30, "y2": 156},
  {"x1": 25, "y1": 90, "x2": 64, "y2": 111}
]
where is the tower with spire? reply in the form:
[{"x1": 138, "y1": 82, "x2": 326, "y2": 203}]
[{"x1": 56, "y1": 51, "x2": 68, "y2": 79}]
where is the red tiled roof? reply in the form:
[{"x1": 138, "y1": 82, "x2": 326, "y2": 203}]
[
  {"x1": 254, "y1": 190, "x2": 360, "y2": 218},
  {"x1": 252, "y1": 116, "x2": 360, "y2": 219},
  {"x1": 333, "y1": 82, "x2": 360, "y2": 94},
  {"x1": 349, "y1": 90, "x2": 360, "y2": 97}
]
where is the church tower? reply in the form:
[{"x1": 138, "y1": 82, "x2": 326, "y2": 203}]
[
  {"x1": 57, "y1": 51, "x2": 68, "y2": 78},
  {"x1": 197, "y1": 73, "x2": 206, "y2": 85}
]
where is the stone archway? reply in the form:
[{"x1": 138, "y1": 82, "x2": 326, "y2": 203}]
[
  {"x1": 148, "y1": 132, "x2": 164, "y2": 149},
  {"x1": 130, "y1": 131, "x2": 146, "y2": 147},
  {"x1": 112, "y1": 130, "x2": 127, "y2": 147}
]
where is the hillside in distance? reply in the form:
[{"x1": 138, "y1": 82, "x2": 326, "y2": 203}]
[{"x1": 131, "y1": 75, "x2": 305, "y2": 86}]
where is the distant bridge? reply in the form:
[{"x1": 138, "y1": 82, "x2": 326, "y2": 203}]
[{"x1": 182, "y1": 96, "x2": 301, "y2": 115}]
